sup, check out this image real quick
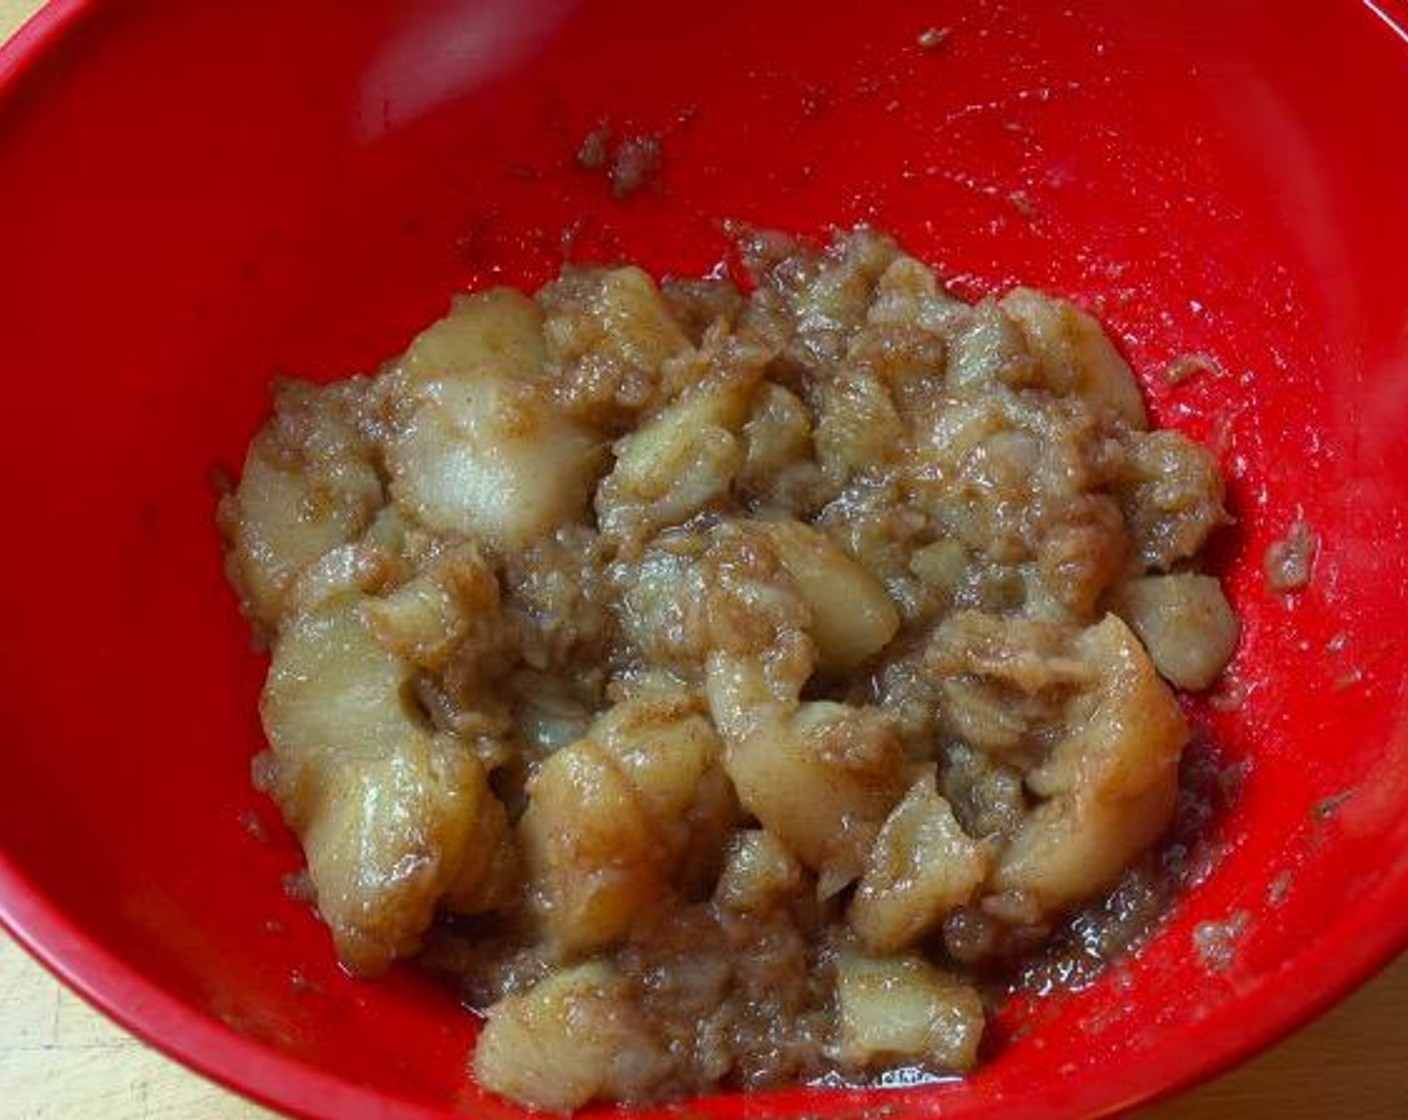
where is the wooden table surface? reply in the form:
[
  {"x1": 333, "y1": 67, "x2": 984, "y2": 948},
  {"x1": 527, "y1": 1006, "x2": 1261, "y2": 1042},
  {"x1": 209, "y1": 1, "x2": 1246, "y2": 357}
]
[{"x1": 2, "y1": 0, "x2": 1407, "y2": 1116}]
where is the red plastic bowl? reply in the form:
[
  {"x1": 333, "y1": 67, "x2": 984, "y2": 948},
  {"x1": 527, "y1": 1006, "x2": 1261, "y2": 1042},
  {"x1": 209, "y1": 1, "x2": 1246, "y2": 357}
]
[{"x1": 2, "y1": 1, "x2": 1408, "y2": 1117}]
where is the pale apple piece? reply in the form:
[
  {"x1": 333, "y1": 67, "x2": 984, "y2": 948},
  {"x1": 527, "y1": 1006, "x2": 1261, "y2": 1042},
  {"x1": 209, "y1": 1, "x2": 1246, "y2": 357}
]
[
  {"x1": 812, "y1": 369, "x2": 905, "y2": 485},
  {"x1": 994, "y1": 614, "x2": 1188, "y2": 909},
  {"x1": 261, "y1": 596, "x2": 515, "y2": 975},
  {"x1": 362, "y1": 543, "x2": 499, "y2": 671},
  {"x1": 834, "y1": 953, "x2": 985, "y2": 1073},
  {"x1": 867, "y1": 254, "x2": 966, "y2": 333},
  {"x1": 714, "y1": 829, "x2": 806, "y2": 914},
  {"x1": 739, "y1": 381, "x2": 817, "y2": 507},
  {"x1": 717, "y1": 697, "x2": 908, "y2": 898},
  {"x1": 517, "y1": 741, "x2": 661, "y2": 958},
  {"x1": 944, "y1": 297, "x2": 1038, "y2": 390},
  {"x1": 689, "y1": 525, "x2": 906, "y2": 897},
  {"x1": 299, "y1": 733, "x2": 514, "y2": 975},
  {"x1": 473, "y1": 962, "x2": 673, "y2": 1113},
  {"x1": 542, "y1": 266, "x2": 691, "y2": 382},
  {"x1": 539, "y1": 265, "x2": 696, "y2": 428},
  {"x1": 384, "y1": 373, "x2": 602, "y2": 552},
  {"x1": 401, "y1": 288, "x2": 547, "y2": 383},
  {"x1": 756, "y1": 518, "x2": 900, "y2": 673},
  {"x1": 595, "y1": 374, "x2": 757, "y2": 542},
  {"x1": 518, "y1": 693, "x2": 734, "y2": 955},
  {"x1": 1000, "y1": 287, "x2": 1148, "y2": 428},
  {"x1": 1118, "y1": 430, "x2": 1230, "y2": 571},
  {"x1": 219, "y1": 380, "x2": 382, "y2": 632},
  {"x1": 849, "y1": 778, "x2": 989, "y2": 953},
  {"x1": 1109, "y1": 572, "x2": 1239, "y2": 690},
  {"x1": 261, "y1": 596, "x2": 426, "y2": 773}
]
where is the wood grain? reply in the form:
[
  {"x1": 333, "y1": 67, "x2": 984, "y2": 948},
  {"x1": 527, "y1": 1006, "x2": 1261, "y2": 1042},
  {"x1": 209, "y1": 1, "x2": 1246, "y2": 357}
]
[{"x1": 2, "y1": 0, "x2": 1406, "y2": 1116}]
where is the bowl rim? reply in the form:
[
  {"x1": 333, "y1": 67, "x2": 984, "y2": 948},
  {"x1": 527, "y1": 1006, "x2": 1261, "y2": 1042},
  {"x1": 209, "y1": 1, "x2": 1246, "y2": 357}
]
[{"x1": 3, "y1": 1, "x2": 1408, "y2": 1117}]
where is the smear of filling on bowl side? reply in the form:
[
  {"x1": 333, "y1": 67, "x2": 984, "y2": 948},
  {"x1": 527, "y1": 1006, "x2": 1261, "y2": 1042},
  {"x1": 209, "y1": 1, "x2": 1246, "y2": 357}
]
[{"x1": 218, "y1": 228, "x2": 1238, "y2": 1111}]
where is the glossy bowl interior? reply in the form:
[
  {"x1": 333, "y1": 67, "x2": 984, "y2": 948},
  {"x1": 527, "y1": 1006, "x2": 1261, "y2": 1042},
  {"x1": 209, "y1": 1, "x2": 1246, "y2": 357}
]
[{"x1": 2, "y1": 1, "x2": 1408, "y2": 1117}]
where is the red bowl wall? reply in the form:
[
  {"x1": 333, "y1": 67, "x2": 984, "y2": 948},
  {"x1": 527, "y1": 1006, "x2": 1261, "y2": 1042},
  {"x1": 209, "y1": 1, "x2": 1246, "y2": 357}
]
[{"x1": 1, "y1": 1, "x2": 1407, "y2": 1117}]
